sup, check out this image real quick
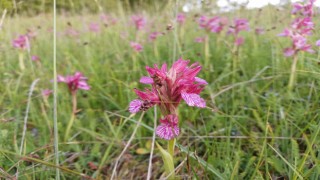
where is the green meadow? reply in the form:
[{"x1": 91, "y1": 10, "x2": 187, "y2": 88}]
[{"x1": 0, "y1": 1, "x2": 320, "y2": 179}]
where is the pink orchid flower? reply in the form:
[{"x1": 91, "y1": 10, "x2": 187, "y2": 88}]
[
  {"x1": 177, "y1": 13, "x2": 186, "y2": 25},
  {"x1": 57, "y1": 72, "x2": 90, "y2": 94},
  {"x1": 227, "y1": 18, "x2": 250, "y2": 35},
  {"x1": 130, "y1": 42, "x2": 143, "y2": 52},
  {"x1": 89, "y1": 22, "x2": 100, "y2": 33},
  {"x1": 12, "y1": 35, "x2": 29, "y2": 50},
  {"x1": 31, "y1": 55, "x2": 40, "y2": 61},
  {"x1": 131, "y1": 15, "x2": 146, "y2": 30},
  {"x1": 316, "y1": 40, "x2": 320, "y2": 47},
  {"x1": 198, "y1": 15, "x2": 228, "y2": 33},
  {"x1": 129, "y1": 58, "x2": 207, "y2": 140}
]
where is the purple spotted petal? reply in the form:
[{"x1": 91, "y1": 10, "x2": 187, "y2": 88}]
[
  {"x1": 156, "y1": 123, "x2": 180, "y2": 140},
  {"x1": 195, "y1": 77, "x2": 208, "y2": 85},
  {"x1": 129, "y1": 99, "x2": 143, "y2": 113},
  {"x1": 181, "y1": 92, "x2": 206, "y2": 108},
  {"x1": 140, "y1": 76, "x2": 154, "y2": 84}
]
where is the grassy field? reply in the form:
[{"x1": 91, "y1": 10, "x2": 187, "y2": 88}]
[{"x1": 1, "y1": 1, "x2": 320, "y2": 179}]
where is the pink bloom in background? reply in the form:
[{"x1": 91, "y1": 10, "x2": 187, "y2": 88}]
[
  {"x1": 130, "y1": 42, "x2": 143, "y2": 52},
  {"x1": 65, "y1": 28, "x2": 80, "y2": 37},
  {"x1": 31, "y1": 55, "x2": 40, "y2": 61},
  {"x1": 255, "y1": 28, "x2": 265, "y2": 35},
  {"x1": 282, "y1": 34, "x2": 314, "y2": 57},
  {"x1": 149, "y1": 32, "x2": 162, "y2": 41},
  {"x1": 89, "y1": 22, "x2": 100, "y2": 33},
  {"x1": 26, "y1": 29, "x2": 37, "y2": 39},
  {"x1": 194, "y1": 37, "x2": 205, "y2": 43},
  {"x1": 316, "y1": 40, "x2": 320, "y2": 46},
  {"x1": 57, "y1": 72, "x2": 90, "y2": 94},
  {"x1": 198, "y1": 15, "x2": 228, "y2": 33},
  {"x1": 42, "y1": 89, "x2": 53, "y2": 97},
  {"x1": 177, "y1": 13, "x2": 186, "y2": 25},
  {"x1": 291, "y1": 0, "x2": 315, "y2": 17},
  {"x1": 156, "y1": 114, "x2": 180, "y2": 140},
  {"x1": 131, "y1": 15, "x2": 146, "y2": 30},
  {"x1": 129, "y1": 58, "x2": 207, "y2": 140},
  {"x1": 279, "y1": 0, "x2": 315, "y2": 57},
  {"x1": 12, "y1": 35, "x2": 29, "y2": 50},
  {"x1": 100, "y1": 14, "x2": 117, "y2": 25},
  {"x1": 227, "y1": 18, "x2": 250, "y2": 35},
  {"x1": 235, "y1": 37, "x2": 245, "y2": 46}
]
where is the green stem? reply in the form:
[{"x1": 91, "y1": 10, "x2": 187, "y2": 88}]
[
  {"x1": 64, "y1": 92, "x2": 77, "y2": 141},
  {"x1": 288, "y1": 55, "x2": 298, "y2": 92},
  {"x1": 204, "y1": 34, "x2": 210, "y2": 67},
  {"x1": 19, "y1": 52, "x2": 25, "y2": 71},
  {"x1": 168, "y1": 138, "x2": 176, "y2": 157}
]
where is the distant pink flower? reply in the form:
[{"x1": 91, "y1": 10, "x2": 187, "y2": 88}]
[
  {"x1": 291, "y1": 17, "x2": 314, "y2": 36},
  {"x1": 57, "y1": 72, "x2": 90, "y2": 94},
  {"x1": 89, "y1": 22, "x2": 100, "y2": 33},
  {"x1": 26, "y1": 29, "x2": 37, "y2": 39},
  {"x1": 177, "y1": 13, "x2": 186, "y2": 25},
  {"x1": 198, "y1": 15, "x2": 228, "y2": 33},
  {"x1": 235, "y1": 37, "x2": 245, "y2": 46},
  {"x1": 131, "y1": 15, "x2": 146, "y2": 30},
  {"x1": 156, "y1": 114, "x2": 180, "y2": 140},
  {"x1": 130, "y1": 42, "x2": 143, "y2": 52},
  {"x1": 42, "y1": 89, "x2": 53, "y2": 97},
  {"x1": 129, "y1": 58, "x2": 207, "y2": 140},
  {"x1": 149, "y1": 32, "x2": 162, "y2": 41},
  {"x1": 65, "y1": 28, "x2": 80, "y2": 37},
  {"x1": 255, "y1": 28, "x2": 265, "y2": 35},
  {"x1": 227, "y1": 18, "x2": 250, "y2": 35},
  {"x1": 316, "y1": 40, "x2": 320, "y2": 46},
  {"x1": 282, "y1": 34, "x2": 314, "y2": 57},
  {"x1": 12, "y1": 35, "x2": 29, "y2": 50},
  {"x1": 100, "y1": 14, "x2": 117, "y2": 25},
  {"x1": 31, "y1": 55, "x2": 40, "y2": 61},
  {"x1": 291, "y1": 0, "x2": 315, "y2": 17},
  {"x1": 194, "y1": 37, "x2": 205, "y2": 43}
]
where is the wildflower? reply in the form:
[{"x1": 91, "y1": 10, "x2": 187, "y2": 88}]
[
  {"x1": 31, "y1": 55, "x2": 40, "y2": 61},
  {"x1": 235, "y1": 37, "x2": 245, "y2": 46},
  {"x1": 198, "y1": 15, "x2": 228, "y2": 33},
  {"x1": 194, "y1": 37, "x2": 205, "y2": 43},
  {"x1": 131, "y1": 15, "x2": 146, "y2": 30},
  {"x1": 291, "y1": 0, "x2": 315, "y2": 17},
  {"x1": 156, "y1": 114, "x2": 180, "y2": 140},
  {"x1": 65, "y1": 28, "x2": 80, "y2": 37},
  {"x1": 57, "y1": 72, "x2": 90, "y2": 94},
  {"x1": 130, "y1": 42, "x2": 143, "y2": 52},
  {"x1": 42, "y1": 89, "x2": 53, "y2": 97},
  {"x1": 227, "y1": 18, "x2": 250, "y2": 35},
  {"x1": 177, "y1": 13, "x2": 186, "y2": 25},
  {"x1": 316, "y1": 40, "x2": 320, "y2": 46},
  {"x1": 88, "y1": 22, "x2": 100, "y2": 33},
  {"x1": 129, "y1": 58, "x2": 207, "y2": 140},
  {"x1": 12, "y1": 35, "x2": 29, "y2": 50},
  {"x1": 255, "y1": 27, "x2": 265, "y2": 35},
  {"x1": 149, "y1": 32, "x2": 162, "y2": 41}
]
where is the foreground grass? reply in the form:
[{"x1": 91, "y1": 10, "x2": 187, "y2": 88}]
[{"x1": 0, "y1": 5, "x2": 320, "y2": 179}]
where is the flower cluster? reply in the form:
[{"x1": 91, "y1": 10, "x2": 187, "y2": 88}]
[
  {"x1": 177, "y1": 13, "x2": 186, "y2": 25},
  {"x1": 278, "y1": 0, "x2": 315, "y2": 57},
  {"x1": 57, "y1": 72, "x2": 90, "y2": 94},
  {"x1": 129, "y1": 58, "x2": 207, "y2": 140},
  {"x1": 198, "y1": 15, "x2": 228, "y2": 33},
  {"x1": 130, "y1": 42, "x2": 143, "y2": 52},
  {"x1": 131, "y1": 15, "x2": 146, "y2": 31},
  {"x1": 227, "y1": 18, "x2": 250, "y2": 46},
  {"x1": 12, "y1": 35, "x2": 29, "y2": 50}
]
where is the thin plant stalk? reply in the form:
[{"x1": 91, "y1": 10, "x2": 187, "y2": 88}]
[
  {"x1": 18, "y1": 52, "x2": 25, "y2": 71},
  {"x1": 204, "y1": 34, "x2": 210, "y2": 67},
  {"x1": 53, "y1": 0, "x2": 60, "y2": 178},
  {"x1": 64, "y1": 92, "x2": 77, "y2": 141},
  {"x1": 288, "y1": 54, "x2": 299, "y2": 91}
]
